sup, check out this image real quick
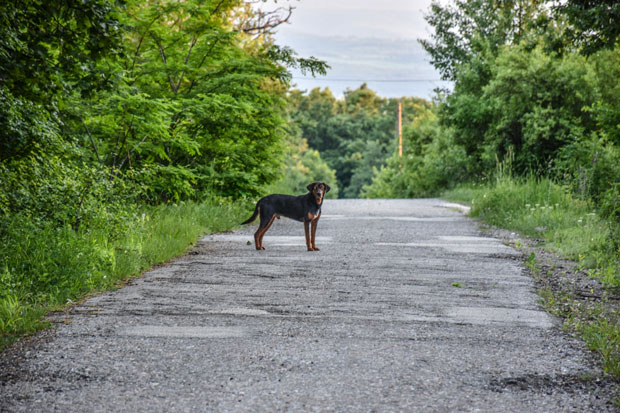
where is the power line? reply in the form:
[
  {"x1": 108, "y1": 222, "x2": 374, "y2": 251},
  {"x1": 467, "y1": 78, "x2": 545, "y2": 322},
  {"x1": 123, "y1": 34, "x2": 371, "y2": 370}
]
[{"x1": 292, "y1": 77, "x2": 448, "y2": 83}]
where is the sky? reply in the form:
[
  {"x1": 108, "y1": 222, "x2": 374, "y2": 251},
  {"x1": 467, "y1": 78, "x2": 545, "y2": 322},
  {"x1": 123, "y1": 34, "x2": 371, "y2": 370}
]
[{"x1": 258, "y1": 0, "x2": 452, "y2": 99}]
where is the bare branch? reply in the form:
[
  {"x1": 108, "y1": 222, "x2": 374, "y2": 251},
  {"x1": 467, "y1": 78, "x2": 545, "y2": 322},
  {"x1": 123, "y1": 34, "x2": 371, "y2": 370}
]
[{"x1": 235, "y1": 5, "x2": 294, "y2": 36}]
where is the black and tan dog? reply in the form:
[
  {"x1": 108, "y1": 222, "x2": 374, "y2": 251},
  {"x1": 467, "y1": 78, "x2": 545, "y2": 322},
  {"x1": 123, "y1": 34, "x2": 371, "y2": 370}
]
[{"x1": 241, "y1": 182, "x2": 330, "y2": 251}]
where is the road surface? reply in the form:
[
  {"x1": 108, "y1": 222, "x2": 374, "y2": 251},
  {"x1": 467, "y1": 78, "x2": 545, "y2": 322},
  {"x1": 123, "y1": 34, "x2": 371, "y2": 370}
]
[{"x1": 0, "y1": 199, "x2": 615, "y2": 411}]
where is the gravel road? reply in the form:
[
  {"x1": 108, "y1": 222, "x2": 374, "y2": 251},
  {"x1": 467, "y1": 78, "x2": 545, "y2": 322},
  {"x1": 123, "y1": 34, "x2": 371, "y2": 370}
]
[{"x1": 1, "y1": 199, "x2": 617, "y2": 411}]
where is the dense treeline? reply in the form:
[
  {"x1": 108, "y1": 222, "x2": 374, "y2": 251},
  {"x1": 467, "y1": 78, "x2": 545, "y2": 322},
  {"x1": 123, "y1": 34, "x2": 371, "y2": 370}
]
[
  {"x1": 0, "y1": 0, "x2": 328, "y2": 343},
  {"x1": 364, "y1": 0, "x2": 620, "y2": 222},
  {"x1": 286, "y1": 85, "x2": 430, "y2": 198}
]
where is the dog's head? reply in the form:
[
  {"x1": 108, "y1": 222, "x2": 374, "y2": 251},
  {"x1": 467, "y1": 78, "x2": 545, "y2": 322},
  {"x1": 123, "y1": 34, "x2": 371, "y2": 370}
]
[{"x1": 307, "y1": 182, "x2": 331, "y2": 205}]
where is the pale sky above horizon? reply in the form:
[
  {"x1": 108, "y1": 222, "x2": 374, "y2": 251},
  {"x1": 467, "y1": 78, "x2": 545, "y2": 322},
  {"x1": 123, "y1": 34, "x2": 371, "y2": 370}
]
[
  {"x1": 266, "y1": 0, "x2": 434, "y2": 39},
  {"x1": 258, "y1": 0, "x2": 451, "y2": 99}
]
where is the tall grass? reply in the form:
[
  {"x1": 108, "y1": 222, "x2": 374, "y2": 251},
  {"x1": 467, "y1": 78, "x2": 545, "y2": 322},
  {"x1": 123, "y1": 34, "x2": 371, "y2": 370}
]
[
  {"x1": 444, "y1": 177, "x2": 619, "y2": 287},
  {"x1": 0, "y1": 197, "x2": 249, "y2": 349}
]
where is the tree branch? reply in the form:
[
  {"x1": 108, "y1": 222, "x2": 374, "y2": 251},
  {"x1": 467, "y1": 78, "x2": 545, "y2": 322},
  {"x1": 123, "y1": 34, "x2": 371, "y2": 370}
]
[
  {"x1": 80, "y1": 117, "x2": 102, "y2": 164},
  {"x1": 235, "y1": 5, "x2": 294, "y2": 37}
]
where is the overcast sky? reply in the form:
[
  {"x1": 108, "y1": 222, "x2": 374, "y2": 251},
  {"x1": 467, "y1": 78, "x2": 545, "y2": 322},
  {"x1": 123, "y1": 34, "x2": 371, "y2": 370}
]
[{"x1": 259, "y1": 0, "x2": 451, "y2": 99}]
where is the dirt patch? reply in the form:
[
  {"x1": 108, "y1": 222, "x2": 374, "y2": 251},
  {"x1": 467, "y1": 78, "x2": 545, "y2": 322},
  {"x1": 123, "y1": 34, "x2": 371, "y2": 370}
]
[{"x1": 489, "y1": 373, "x2": 616, "y2": 395}]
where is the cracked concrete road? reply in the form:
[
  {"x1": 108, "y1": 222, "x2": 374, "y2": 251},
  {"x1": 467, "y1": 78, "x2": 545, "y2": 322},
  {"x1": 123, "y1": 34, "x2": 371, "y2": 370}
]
[{"x1": 1, "y1": 199, "x2": 616, "y2": 411}]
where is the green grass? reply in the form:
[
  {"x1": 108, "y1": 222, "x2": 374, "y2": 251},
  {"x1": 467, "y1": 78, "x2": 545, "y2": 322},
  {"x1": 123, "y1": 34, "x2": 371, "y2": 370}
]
[
  {"x1": 443, "y1": 176, "x2": 620, "y2": 380},
  {"x1": 0, "y1": 197, "x2": 249, "y2": 350},
  {"x1": 580, "y1": 317, "x2": 620, "y2": 378},
  {"x1": 444, "y1": 177, "x2": 619, "y2": 287}
]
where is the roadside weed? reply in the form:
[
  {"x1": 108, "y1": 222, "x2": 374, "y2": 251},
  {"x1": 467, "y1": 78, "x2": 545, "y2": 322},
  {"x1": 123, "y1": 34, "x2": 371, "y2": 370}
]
[{"x1": 443, "y1": 177, "x2": 619, "y2": 287}]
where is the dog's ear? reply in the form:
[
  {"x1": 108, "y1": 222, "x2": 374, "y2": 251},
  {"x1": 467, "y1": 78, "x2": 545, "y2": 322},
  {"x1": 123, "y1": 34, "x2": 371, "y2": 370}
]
[
  {"x1": 324, "y1": 183, "x2": 331, "y2": 193},
  {"x1": 306, "y1": 182, "x2": 317, "y2": 192}
]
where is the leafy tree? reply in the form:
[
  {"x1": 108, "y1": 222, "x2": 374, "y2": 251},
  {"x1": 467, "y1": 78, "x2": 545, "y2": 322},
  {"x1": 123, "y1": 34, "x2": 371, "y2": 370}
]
[
  {"x1": 0, "y1": 0, "x2": 122, "y2": 160},
  {"x1": 287, "y1": 85, "x2": 430, "y2": 198},
  {"x1": 420, "y1": 0, "x2": 547, "y2": 81},
  {"x1": 482, "y1": 45, "x2": 596, "y2": 174},
  {"x1": 78, "y1": 0, "x2": 327, "y2": 201},
  {"x1": 556, "y1": 0, "x2": 620, "y2": 54},
  {"x1": 0, "y1": 0, "x2": 130, "y2": 231},
  {"x1": 416, "y1": 0, "x2": 620, "y2": 223},
  {"x1": 363, "y1": 106, "x2": 467, "y2": 198}
]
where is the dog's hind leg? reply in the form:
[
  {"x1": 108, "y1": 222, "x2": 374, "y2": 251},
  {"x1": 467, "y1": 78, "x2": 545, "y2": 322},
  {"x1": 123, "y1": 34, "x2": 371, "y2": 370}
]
[{"x1": 254, "y1": 208, "x2": 277, "y2": 250}]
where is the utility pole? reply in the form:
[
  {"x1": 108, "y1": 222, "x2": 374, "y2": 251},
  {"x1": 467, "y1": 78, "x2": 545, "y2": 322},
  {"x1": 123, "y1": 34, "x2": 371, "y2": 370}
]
[{"x1": 397, "y1": 101, "x2": 402, "y2": 158}]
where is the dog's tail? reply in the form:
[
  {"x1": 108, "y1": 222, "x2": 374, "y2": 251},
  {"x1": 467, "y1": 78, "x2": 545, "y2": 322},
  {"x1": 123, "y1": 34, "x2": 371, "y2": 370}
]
[{"x1": 241, "y1": 202, "x2": 260, "y2": 225}]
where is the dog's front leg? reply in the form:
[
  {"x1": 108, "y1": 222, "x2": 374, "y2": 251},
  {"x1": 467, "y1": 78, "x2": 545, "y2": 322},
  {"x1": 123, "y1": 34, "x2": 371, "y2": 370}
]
[
  {"x1": 310, "y1": 217, "x2": 319, "y2": 251},
  {"x1": 304, "y1": 220, "x2": 313, "y2": 251}
]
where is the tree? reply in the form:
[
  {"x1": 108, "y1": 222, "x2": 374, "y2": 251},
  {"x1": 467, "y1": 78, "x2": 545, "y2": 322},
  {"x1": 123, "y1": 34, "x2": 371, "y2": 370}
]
[
  {"x1": 481, "y1": 45, "x2": 596, "y2": 173},
  {"x1": 556, "y1": 0, "x2": 620, "y2": 54},
  {"x1": 420, "y1": 0, "x2": 547, "y2": 81},
  {"x1": 79, "y1": 0, "x2": 327, "y2": 200},
  {"x1": 287, "y1": 85, "x2": 430, "y2": 198},
  {"x1": 0, "y1": 0, "x2": 122, "y2": 160}
]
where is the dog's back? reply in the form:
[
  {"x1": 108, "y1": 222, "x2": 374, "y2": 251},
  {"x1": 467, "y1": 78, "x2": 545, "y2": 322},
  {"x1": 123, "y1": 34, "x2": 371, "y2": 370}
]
[{"x1": 260, "y1": 194, "x2": 308, "y2": 222}]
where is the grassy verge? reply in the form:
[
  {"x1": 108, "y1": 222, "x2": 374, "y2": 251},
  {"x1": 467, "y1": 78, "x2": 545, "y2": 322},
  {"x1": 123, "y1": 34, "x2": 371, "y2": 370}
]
[
  {"x1": 443, "y1": 177, "x2": 620, "y2": 383},
  {"x1": 0, "y1": 197, "x2": 249, "y2": 350},
  {"x1": 445, "y1": 178, "x2": 619, "y2": 287}
]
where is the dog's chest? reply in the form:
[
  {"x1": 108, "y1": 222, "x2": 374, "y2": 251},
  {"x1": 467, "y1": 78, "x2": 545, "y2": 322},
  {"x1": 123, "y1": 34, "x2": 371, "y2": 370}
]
[{"x1": 306, "y1": 206, "x2": 321, "y2": 221}]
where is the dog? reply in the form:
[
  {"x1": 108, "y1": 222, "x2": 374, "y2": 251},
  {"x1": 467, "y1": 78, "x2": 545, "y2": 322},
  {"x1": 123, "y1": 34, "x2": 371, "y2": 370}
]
[{"x1": 241, "y1": 182, "x2": 331, "y2": 251}]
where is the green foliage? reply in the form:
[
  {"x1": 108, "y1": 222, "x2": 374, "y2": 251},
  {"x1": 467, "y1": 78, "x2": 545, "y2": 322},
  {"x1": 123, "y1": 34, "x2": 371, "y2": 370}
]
[
  {"x1": 0, "y1": 0, "x2": 122, "y2": 104},
  {"x1": 420, "y1": 0, "x2": 548, "y2": 81},
  {"x1": 482, "y1": 45, "x2": 595, "y2": 174},
  {"x1": 0, "y1": 87, "x2": 61, "y2": 162},
  {"x1": 266, "y1": 136, "x2": 339, "y2": 198},
  {"x1": 408, "y1": 1, "x2": 620, "y2": 229},
  {"x1": 580, "y1": 316, "x2": 620, "y2": 377},
  {"x1": 0, "y1": 0, "x2": 122, "y2": 161},
  {"x1": 287, "y1": 85, "x2": 431, "y2": 198},
  {"x1": 363, "y1": 106, "x2": 468, "y2": 198},
  {"x1": 74, "y1": 0, "x2": 294, "y2": 201},
  {"x1": 556, "y1": 0, "x2": 620, "y2": 54}
]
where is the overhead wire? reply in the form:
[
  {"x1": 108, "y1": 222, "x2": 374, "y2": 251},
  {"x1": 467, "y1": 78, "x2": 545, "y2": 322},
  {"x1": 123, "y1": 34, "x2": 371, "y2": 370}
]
[{"x1": 292, "y1": 77, "x2": 448, "y2": 83}]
